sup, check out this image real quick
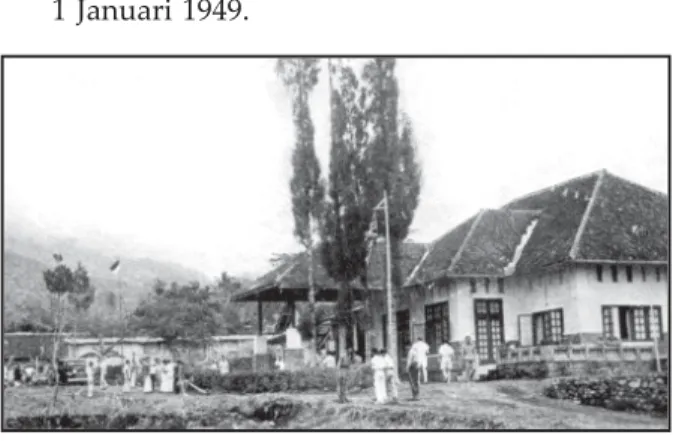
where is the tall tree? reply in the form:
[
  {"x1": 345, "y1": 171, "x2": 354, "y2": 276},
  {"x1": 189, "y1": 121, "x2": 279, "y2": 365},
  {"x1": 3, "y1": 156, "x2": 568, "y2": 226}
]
[
  {"x1": 362, "y1": 58, "x2": 422, "y2": 367},
  {"x1": 275, "y1": 58, "x2": 325, "y2": 356},
  {"x1": 43, "y1": 257, "x2": 93, "y2": 416},
  {"x1": 320, "y1": 60, "x2": 370, "y2": 369}
]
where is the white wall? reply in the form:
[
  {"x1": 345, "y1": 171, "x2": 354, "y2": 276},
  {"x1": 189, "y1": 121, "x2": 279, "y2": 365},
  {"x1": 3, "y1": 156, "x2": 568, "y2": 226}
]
[
  {"x1": 368, "y1": 263, "x2": 668, "y2": 356},
  {"x1": 573, "y1": 264, "x2": 669, "y2": 335}
]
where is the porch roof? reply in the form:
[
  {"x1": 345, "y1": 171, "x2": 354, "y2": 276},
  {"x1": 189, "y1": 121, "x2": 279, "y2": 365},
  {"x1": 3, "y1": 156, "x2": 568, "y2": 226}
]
[{"x1": 233, "y1": 242, "x2": 427, "y2": 303}]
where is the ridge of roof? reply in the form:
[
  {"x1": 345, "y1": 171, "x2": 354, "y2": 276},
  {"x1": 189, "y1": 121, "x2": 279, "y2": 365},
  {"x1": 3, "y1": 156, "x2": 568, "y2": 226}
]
[
  {"x1": 503, "y1": 217, "x2": 540, "y2": 276},
  {"x1": 569, "y1": 169, "x2": 607, "y2": 260},
  {"x1": 404, "y1": 244, "x2": 432, "y2": 286},
  {"x1": 503, "y1": 169, "x2": 604, "y2": 209},
  {"x1": 447, "y1": 209, "x2": 486, "y2": 273}
]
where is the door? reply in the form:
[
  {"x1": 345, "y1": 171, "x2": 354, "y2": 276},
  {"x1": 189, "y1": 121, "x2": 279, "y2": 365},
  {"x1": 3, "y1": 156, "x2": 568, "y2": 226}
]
[
  {"x1": 474, "y1": 299, "x2": 504, "y2": 363},
  {"x1": 518, "y1": 314, "x2": 533, "y2": 346}
]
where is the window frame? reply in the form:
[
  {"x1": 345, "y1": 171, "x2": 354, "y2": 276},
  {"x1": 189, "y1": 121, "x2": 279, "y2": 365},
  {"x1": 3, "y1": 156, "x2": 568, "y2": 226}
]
[
  {"x1": 601, "y1": 305, "x2": 663, "y2": 341},
  {"x1": 424, "y1": 301, "x2": 450, "y2": 354},
  {"x1": 532, "y1": 308, "x2": 564, "y2": 345}
]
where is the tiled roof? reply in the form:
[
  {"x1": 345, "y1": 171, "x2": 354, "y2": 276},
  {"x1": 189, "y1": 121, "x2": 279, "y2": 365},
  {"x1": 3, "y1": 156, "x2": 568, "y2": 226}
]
[
  {"x1": 450, "y1": 209, "x2": 541, "y2": 275},
  {"x1": 407, "y1": 170, "x2": 668, "y2": 284},
  {"x1": 235, "y1": 242, "x2": 427, "y2": 302},
  {"x1": 573, "y1": 172, "x2": 668, "y2": 262},
  {"x1": 502, "y1": 171, "x2": 600, "y2": 274},
  {"x1": 407, "y1": 214, "x2": 479, "y2": 284}
]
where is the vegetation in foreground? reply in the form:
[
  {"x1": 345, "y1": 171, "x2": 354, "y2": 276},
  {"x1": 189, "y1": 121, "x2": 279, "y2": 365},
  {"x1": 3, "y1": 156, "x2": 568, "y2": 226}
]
[{"x1": 3, "y1": 379, "x2": 667, "y2": 430}]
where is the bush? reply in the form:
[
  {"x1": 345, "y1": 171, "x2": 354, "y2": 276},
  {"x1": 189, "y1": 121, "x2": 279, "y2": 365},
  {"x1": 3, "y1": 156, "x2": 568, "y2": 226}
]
[
  {"x1": 482, "y1": 362, "x2": 549, "y2": 381},
  {"x1": 191, "y1": 365, "x2": 373, "y2": 394},
  {"x1": 543, "y1": 374, "x2": 668, "y2": 417}
]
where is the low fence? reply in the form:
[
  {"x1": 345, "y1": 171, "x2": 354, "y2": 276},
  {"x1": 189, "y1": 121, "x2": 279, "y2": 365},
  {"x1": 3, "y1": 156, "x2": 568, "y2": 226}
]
[{"x1": 498, "y1": 340, "x2": 668, "y2": 365}]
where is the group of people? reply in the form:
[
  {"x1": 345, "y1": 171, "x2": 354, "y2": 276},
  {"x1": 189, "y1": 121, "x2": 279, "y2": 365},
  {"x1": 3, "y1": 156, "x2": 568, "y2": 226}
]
[
  {"x1": 84, "y1": 354, "x2": 188, "y2": 398},
  {"x1": 369, "y1": 335, "x2": 480, "y2": 404},
  {"x1": 3, "y1": 357, "x2": 66, "y2": 387}
]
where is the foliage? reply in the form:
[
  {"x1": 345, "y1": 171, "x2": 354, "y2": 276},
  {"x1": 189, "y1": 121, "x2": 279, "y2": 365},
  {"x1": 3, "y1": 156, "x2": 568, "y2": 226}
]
[
  {"x1": 276, "y1": 58, "x2": 325, "y2": 353},
  {"x1": 128, "y1": 281, "x2": 224, "y2": 344},
  {"x1": 482, "y1": 362, "x2": 550, "y2": 381},
  {"x1": 320, "y1": 60, "x2": 371, "y2": 333},
  {"x1": 360, "y1": 58, "x2": 422, "y2": 360},
  {"x1": 191, "y1": 365, "x2": 373, "y2": 394},
  {"x1": 544, "y1": 374, "x2": 668, "y2": 416},
  {"x1": 275, "y1": 58, "x2": 325, "y2": 249}
]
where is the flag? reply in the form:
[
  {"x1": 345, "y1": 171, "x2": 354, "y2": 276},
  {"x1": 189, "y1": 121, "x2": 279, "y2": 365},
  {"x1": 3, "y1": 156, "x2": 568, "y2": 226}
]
[{"x1": 110, "y1": 259, "x2": 121, "y2": 274}]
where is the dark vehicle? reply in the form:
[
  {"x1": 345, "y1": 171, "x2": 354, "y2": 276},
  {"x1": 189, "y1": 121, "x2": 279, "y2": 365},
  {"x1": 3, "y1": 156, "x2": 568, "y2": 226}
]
[{"x1": 61, "y1": 358, "x2": 88, "y2": 385}]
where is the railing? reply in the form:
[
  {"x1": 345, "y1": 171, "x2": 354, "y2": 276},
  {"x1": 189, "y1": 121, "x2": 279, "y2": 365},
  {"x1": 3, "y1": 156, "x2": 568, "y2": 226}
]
[{"x1": 498, "y1": 341, "x2": 668, "y2": 364}]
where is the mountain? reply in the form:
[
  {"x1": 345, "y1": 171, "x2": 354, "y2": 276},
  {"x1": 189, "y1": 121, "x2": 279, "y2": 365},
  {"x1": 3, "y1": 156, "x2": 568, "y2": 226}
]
[{"x1": 3, "y1": 219, "x2": 213, "y2": 331}]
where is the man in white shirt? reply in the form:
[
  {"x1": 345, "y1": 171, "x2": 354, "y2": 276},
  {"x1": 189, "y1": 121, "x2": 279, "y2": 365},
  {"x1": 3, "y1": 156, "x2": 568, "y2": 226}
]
[
  {"x1": 371, "y1": 349, "x2": 387, "y2": 404},
  {"x1": 438, "y1": 340, "x2": 455, "y2": 383},
  {"x1": 85, "y1": 360, "x2": 95, "y2": 398},
  {"x1": 382, "y1": 349, "x2": 398, "y2": 403},
  {"x1": 411, "y1": 337, "x2": 430, "y2": 383}
]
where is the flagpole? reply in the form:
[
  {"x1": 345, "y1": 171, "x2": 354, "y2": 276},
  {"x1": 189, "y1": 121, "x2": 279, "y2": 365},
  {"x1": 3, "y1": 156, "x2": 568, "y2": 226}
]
[{"x1": 383, "y1": 190, "x2": 396, "y2": 373}]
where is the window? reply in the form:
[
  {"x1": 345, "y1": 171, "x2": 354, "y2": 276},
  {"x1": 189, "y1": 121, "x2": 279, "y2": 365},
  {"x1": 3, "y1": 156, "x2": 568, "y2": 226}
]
[
  {"x1": 596, "y1": 265, "x2": 603, "y2": 282},
  {"x1": 532, "y1": 308, "x2": 564, "y2": 345},
  {"x1": 626, "y1": 266, "x2": 633, "y2": 283},
  {"x1": 484, "y1": 278, "x2": 490, "y2": 293},
  {"x1": 641, "y1": 266, "x2": 647, "y2": 282},
  {"x1": 425, "y1": 302, "x2": 449, "y2": 353},
  {"x1": 469, "y1": 278, "x2": 477, "y2": 293},
  {"x1": 602, "y1": 306, "x2": 662, "y2": 341},
  {"x1": 497, "y1": 278, "x2": 505, "y2": 293},
  {"x1": 655, "y1": 267, "x2": 661, "y2": 282},
  {"x1": 397, "y1": 310, "x2": 411, "y2": 358},
  {"x1": 381, "y1": 314, "x2": 387, "y2": 349},
  {"x1": 611, "y1": 265, "x2": 618, "y2": 282},
  {"x1": 602, "y1": 306, "x2": 614, "y2": 338}
]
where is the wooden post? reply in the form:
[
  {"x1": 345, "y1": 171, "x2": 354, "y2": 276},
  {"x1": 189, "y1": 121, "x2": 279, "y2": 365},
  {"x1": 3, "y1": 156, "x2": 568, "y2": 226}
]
[{"x1": 257, "y1": 300, "x2": 263, "y2": 336}]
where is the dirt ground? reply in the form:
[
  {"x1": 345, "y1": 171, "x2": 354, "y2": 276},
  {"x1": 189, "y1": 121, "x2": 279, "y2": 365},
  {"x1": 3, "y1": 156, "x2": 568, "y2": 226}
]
[{"x1": 2, "y1": 379, "x2": 668, "y2": 430}]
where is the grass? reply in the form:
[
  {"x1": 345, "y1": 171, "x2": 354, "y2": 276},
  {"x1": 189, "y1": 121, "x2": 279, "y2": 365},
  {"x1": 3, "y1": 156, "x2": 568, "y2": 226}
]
[{"x1": 3, "y1": 379, "x2": 668, "y2": 430}]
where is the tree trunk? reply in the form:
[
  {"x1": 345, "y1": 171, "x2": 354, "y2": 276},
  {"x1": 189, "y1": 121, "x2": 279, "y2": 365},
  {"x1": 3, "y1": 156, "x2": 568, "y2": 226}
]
[
  {"x1": 307, "y1": 217, "x2": 317, "y2": 362},
  {"x1": 386, "y1": 238, "x2": 402, "y2": 370},
  {"x1": 48, "y1": 294, "x2": 64, "y2": 421}
]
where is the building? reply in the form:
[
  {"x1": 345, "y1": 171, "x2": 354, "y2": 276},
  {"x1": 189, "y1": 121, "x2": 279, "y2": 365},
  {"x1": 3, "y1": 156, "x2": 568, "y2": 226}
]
[{"x1": 368, "y1": 169, "x2": 668, "y2": 366}]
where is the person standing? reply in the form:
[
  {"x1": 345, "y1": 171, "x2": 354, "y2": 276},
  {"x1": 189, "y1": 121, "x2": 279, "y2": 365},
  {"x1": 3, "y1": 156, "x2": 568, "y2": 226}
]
[
  {"x1": 99, "y1": 356, "x2": 108, "y2": 389},
  {"x1": 122, "y1": 359, "x2": 132, "y2": 392},
  {"x1": 85, "y1": 360, "x2": 95, "y2": 398},
  {"x1": 405, "y1": 345, "x2": 420, "y2": 401},
  {"x1": 462, "y1": 336, "x2": 479, "y2": 381},
  {"x1": 438, "y1": 340, "x2": 455, "y2": 383},
  {"x1": 336, "y1": 350, "x2": 351, "y2": 403},
  {"x1": 130, "y1": 354, "x2": 139, "y2": 389},
  {"x1": 382, "y1": 348, "x2": 399, "y2": 403},
  {"x1": 371, "y1": 349, "x2": 387, "y2": 404},
  {"x1": 151, "y1": 358, "x2": 161, "y2": 390},
  {"x1": 142, "y1": 359, "x2": 152, "y2": 393},
  {"x1": 218, "y1": 355, "x2": 230, "y2": 375},
  {"x1": 411, "y1": 337, "x2": 430, "y2": 383}
]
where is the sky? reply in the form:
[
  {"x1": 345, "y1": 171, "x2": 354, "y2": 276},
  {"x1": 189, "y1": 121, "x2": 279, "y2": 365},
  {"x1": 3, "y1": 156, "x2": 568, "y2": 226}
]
[{"x1": 4, "y1": 58, "x2": 669, "y2": 279}]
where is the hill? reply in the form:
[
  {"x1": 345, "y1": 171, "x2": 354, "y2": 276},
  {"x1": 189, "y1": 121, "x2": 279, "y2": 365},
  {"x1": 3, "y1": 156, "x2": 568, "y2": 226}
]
[{"x1": 3, "y1": 221, "x2": 213, "y2": 331}]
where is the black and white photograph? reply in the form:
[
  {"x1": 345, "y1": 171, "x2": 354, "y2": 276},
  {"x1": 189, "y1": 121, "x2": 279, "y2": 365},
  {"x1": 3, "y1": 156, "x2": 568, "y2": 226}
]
[{"x1": 1, "y1": 56, "x2": 669, "y2": 430}]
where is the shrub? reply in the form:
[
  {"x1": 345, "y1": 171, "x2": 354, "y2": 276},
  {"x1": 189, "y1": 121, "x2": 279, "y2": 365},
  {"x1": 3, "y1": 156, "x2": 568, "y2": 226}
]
[
  {"x1": 482, "y1": 362, "x2": 550, "y2": 381},
  {"x1": 543, "y1": 374, "x2": 668, "y2": 417},
  {"x1": 191, "y1": 365, "x2": 373, "y2": 394}
]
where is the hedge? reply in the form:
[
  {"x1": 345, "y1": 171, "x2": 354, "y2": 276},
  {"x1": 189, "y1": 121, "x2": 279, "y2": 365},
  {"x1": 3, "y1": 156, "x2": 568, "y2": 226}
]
[
  {"x1": 481, "y1": 362, "x2": 549, "y2": 381},
  {"x1": 543, "y1": 374, "x2": 668, "y2": 416},
  {"x1": 191, "y1": 366, "x2": 373, "y2": 394}
]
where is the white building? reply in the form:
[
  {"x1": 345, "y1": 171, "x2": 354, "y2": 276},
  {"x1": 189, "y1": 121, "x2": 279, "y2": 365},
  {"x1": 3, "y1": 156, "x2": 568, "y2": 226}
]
[{"x1": 369, "y1": 169, "x2": 668, "y2": 365}]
